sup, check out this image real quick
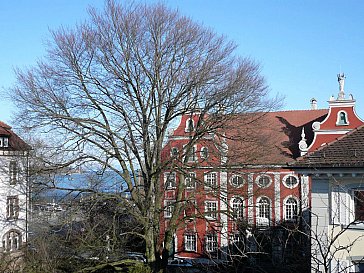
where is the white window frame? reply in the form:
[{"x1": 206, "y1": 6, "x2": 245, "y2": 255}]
[
  {"x1": 205, "y1": 201, "x2": 218, "y2": 219},
  {"x1": 255, "y1": 174, "x2": 272, "y2": 188},
  {"x1": 0, "y1": 136, "x2": 9, "y2": 148},
  {"x1": 3, "y1": 230, "x2": 21, "y2": 252},
  {"x1": 185, "y1": 172, "x2": 196, "y2": 189},
  {"x1": 200, "y1": 147, "x2": 209, "y2": 159},
  {"x1": 170, "y1": 147, "x2": 179, "y2": 158},
  {"x1": 284, "y1": 196, "x2": 299, "y2": 221},
  {"x1": 185, "y1": 118, "x2": 195, "y2": 132},
  {"x1": 164, "y1": 200, "x2": 174, "y2": 218},
  {"x1": 184, "y1": 145, "x2": 197, "y2": 162},
  {"x1": 231, "y1": 197, "x2": 244, "y2": 219},
  {"x1": 7, "y1": 196, "x2": 19, "y2": 220},
  {"x1": 282, "y1": 174, "x2": 299, "y2": 189},
  {"x1": 256, "y1": 196, "x2": 271, "y2": 226},
  {"x1": 205, "y1": 233, "x2": 218, "y2": 252},
  {"x1": 230, "y1": 174, "x2": 245, "y2": 188},
  {"x1": 336, "y1": 110, "x2": 349, "y2": 126},
  {"x1": 184, "y1": 234, "x2": 197, "y2": 252},
  {"x1": 204, "y1": 172, "x2": 217, "y2": 189},
  {"x1": 164, "y1": 172, "x2": 176, "y2": 189}
]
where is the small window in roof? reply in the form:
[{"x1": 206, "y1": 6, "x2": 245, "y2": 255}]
[
  {"x1": 185, "y1": 118, "x2": 194, "y2": 132},
  {"x1": 171, "y1": 147, "x2": 179, "y2": 158},
  {"x1": 336, "y1": 111, "x2": 349, "y2": 126},
  {"x1": 0, "y1": 136, "x2": 9, "y2": 148},
  {"x1": 201, "y1": 147, "x2": 208, "y2": 159}
]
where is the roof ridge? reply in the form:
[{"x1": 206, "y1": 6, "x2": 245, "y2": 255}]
[
  {"x1": 0, "y1": 121, "x2": 11, "y2": 129},
  {"x1": 270, "y1": 108, "x2": 327, "y2": 113}
]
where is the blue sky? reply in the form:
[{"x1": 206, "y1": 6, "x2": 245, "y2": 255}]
[{"x1": 1, "y1": 1, "x2": 364, "y2": 127}]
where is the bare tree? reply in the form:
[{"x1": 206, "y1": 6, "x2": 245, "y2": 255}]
[
  {"x1": 9, "y1": 1, "x2": 276, "y2": 271},
  {"x1": 306, "y1": 175, "x2": 364, "y2": 273}
]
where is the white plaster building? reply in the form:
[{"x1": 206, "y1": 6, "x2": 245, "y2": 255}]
[
  {"x1": 0, "y1": 121, "x2": 30, "y2": 253},
  {"x1": 292, "y1": 79, "x2": 364, "y2": 273}
]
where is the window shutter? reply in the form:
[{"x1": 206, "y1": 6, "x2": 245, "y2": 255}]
[
  {"x1": 331, "y1": 186, "x2": 349, "y2": 225},
  {"x1": 338, "y1": 190, "x2": 349, "y2": 225}
]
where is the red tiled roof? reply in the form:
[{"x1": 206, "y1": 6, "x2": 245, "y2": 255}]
[
  {"x1": 0, "y1": 121, "x2": 30, "y2": 151},
  {"x1": 223, "y1": 109, "x2": 328, "y2": 165},
  {"x1": 0, "y1": 121, "x2": 11, "y2": 129},
  {"x1": 292, "y1": 124, "x2": 364, "y2": 168}
]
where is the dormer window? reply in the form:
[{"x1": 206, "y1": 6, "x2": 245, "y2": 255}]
[
  {"x1": 171, "y1": 147, "x2": 179, "y2": 158},
  {"x1": 0, "y1": 136, "x2": 9, "y2": 148},
  {"x1": 185, "y1": 118, "x2": 194, "y2": 132},
  {"x1": 336, "y1": 111, "x2": 349, "y2": 126}
]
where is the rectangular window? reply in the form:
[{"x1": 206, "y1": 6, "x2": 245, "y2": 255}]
[
  {"x1": 284, "y1": 198, "x2": 298, "y2": 221},
  {"x1": 205, "y1": 201, "x2": 218, "y2": 219},
  {"x1": 185, "y1": 234, "x2": 196, "y2": 252},
  {"x1": 185, "y1": 172, "x2": 196, "y2": 189},
  {"x1": 0, "y1": 137, "x2": 9, "y2": 147},
  {"x1": 164, "y1": 200, "x2": 174, "y2": 218},
  {"x1": 7, "y1": 196, "x2": 19, "y2": 220},
  {"x1": 354, "y1": 191, "x2": 364, "y2": 221},
  {"x1": 164, "y1": 172, "x2": 176, "y2": 189},
  {"x1": 204, "y1": 172, "x2": 217, "y2": 188},
  {"x1": 185, "y1": 145, "x2": 197, "y2": 162},
  {"x1": 9, "y1": 161, "x2": 17, "y2": 185},
  {"x1": 205, "y1": 233, "x2": 218, "y2": 252}
]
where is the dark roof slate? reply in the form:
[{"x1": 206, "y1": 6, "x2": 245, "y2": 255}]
[{"x1": 292, "y1": 124, "x2": 364, "y2": 168}]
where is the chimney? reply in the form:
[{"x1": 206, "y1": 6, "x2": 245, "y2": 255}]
[{"x1": 310, "y1": 98, "x2": 317, "y2": 110}]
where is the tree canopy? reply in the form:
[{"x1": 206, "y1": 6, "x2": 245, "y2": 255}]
[{"x1": 10, "y1": 1, "x2": 277, "y2": 272}]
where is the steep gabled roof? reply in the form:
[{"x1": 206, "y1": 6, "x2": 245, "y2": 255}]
[
  {"x1": 0, "y1": 121, "x2": 31, "y2": 151},
  {"x1": 292, "y1": 124, "x2": 364, "y2": 168}
]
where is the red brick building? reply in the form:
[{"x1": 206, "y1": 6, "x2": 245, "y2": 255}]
[{"x1": 160, "y1": 74, "x2": 363, "y2": 265}]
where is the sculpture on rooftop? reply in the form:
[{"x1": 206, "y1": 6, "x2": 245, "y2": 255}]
[{"x1": 337, "y1": 73, "x2": 346, "y2": 100}]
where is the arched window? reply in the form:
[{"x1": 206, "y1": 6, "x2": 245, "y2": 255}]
[
  {"x1": 336, "y1": 111, "x2": 349, "y2": 126},
  {"x1": 231, "y1": 198, "x2": 243, "y2": 219},
  {"x1": 2, "y1": 230, "x2": 21, "y2": 252},
  {"x1": 285, "y1": 197, "x2": 299, "y2": 221},
  {"x1": 185, "y1": 118, "x2": 194, "y2": 132},
  {"x1": 257, "y1": 197, "x2": 270, "y2": 226}
]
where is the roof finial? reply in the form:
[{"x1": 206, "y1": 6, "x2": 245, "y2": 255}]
[
  {"x1": 337, "y1": 73, "x2": 346, "y2": 100},
  {"x1": 298, "y1": 127, "x2": 308, "y2": 156}
]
